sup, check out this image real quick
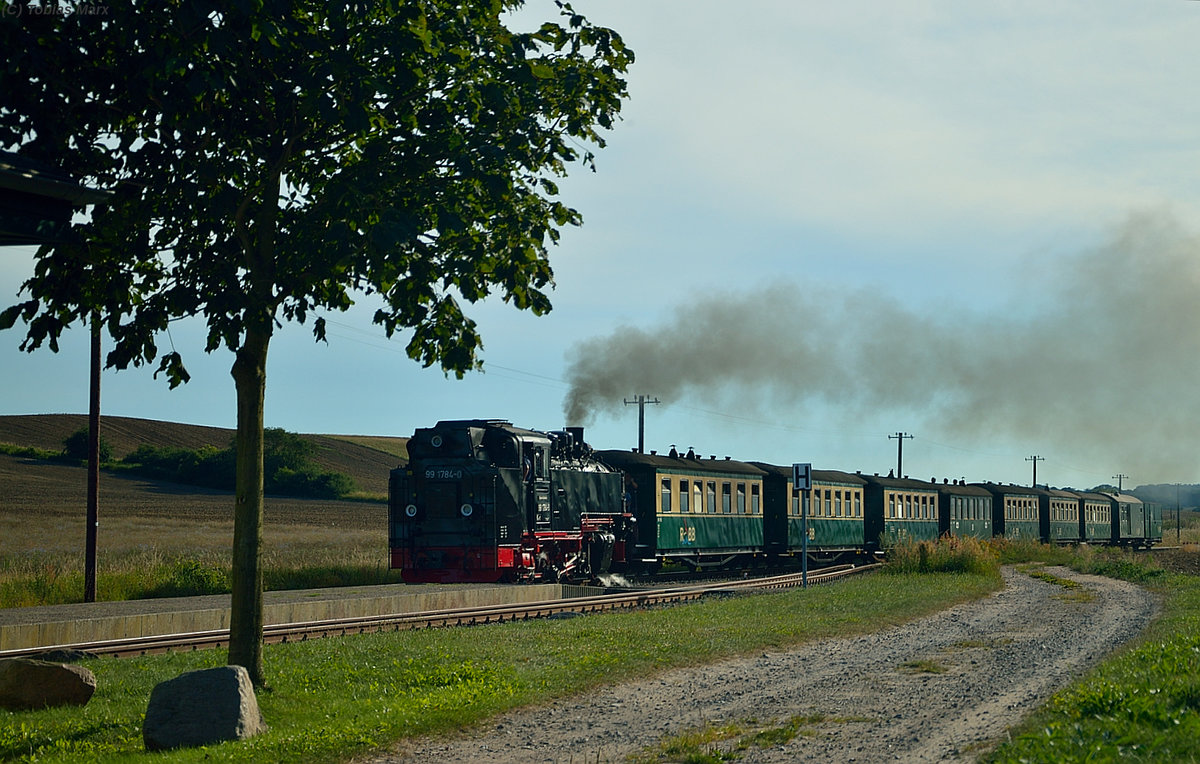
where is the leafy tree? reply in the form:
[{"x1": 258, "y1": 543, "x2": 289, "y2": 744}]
[
  {"x1": 62, "y1": 427, "x2": 112, "y2": 462},
  {"x1": 1, "y1": 1, "x2": 631, "y2": 684}
]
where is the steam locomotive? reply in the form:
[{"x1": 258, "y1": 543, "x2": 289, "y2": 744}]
[
  {"x1": 388, "y1": 419, "x2": 1163, "y2": 583},
  {"x1": 388, "y1": 419, "x2": 634, "y2": 582}
]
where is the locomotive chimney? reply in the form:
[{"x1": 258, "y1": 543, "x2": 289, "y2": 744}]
[{"x1": 566, "y1": 426, "x2": 585, "y2": 454}]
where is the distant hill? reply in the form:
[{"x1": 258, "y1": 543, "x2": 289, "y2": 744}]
[
  {"x1": 0, "y1": 414, "x2": 408, "y2": 496},
  {"x1": 1131, "y1": 483, "x2": 1200, "y2": 510}
]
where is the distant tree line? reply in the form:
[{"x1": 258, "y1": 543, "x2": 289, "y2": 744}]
[
  {"x1": 1130, "y1": 484, "x2": 1200, "y2": 510},
  {"x1": 62, "y1": 427, "x2": 355, "y2": 499}
]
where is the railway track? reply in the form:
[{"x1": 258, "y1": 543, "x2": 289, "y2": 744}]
[{"x1": 1, "y1": 564, "x2": 879, "y2": 661}]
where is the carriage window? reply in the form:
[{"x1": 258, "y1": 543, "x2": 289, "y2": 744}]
[
  {"x1": 889, "y1": 495, "x2": 896, "y2": 518},
  {"x1": 825, "y1": 491, "x2": 832, "y2": 517},
  {"x1": 660, "y1": 479, "x2": 672, "y2": 513},
  {"x1": 680, "y1": 480, "x2": 690, "y2": 513},
  {"x1": 694, "y1": 482, "x2": 703, "y2": 515},
  {"x1": 834, "y1": 490, "x2": 842, "y2": 517},
  {"x1": 737, "y1": 483, "x2": 746, "y2": 514},
  {"x1": 722, "y1": 482, "x2": 733, "y2": 514},
  {"x1": 707, "y1": 482, "x2": 717, "y2": 514},
  {"x1": 751, "y1": 484, "x2": 760, "y2": 514},
  {"x1": 855, "y1": 492, "x2": 862, "y2": 517}
]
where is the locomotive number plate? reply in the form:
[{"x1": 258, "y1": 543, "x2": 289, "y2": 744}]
[{"x1": 425, "y1": 469, "x2": 463, "y2": 479}]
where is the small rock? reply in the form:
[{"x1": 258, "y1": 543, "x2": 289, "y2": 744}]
[
  {"x1": 33, "y1": 649, "x2": 99, "y2": 663},
  {"x1": 0, "y1": 658, "x2": 96, "y2": 711}
]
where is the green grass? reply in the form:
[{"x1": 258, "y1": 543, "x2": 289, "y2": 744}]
[
  {"x1": 0, "y1": 443, "x2": 62, "y2": 460},
  {"x1": 0, "y1": 570, "x2": 1000, "y2": 762},
  {"x1": 629, "y1": 712, "x2": 873, "y2": 763},
  {"x1": 899, "y1": 658, "x2": 949, "y2": 674},
  {"x1": 884, "y1": 534, "x2": 1000, "y2": 576}
]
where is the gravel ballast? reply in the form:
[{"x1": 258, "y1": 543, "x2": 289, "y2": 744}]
[{"x1": 370, "y1": 566, "x2": 1158, "y2": 763}]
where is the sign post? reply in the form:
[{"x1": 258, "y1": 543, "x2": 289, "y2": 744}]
[{"x1": 793, "y1": 463, "x2": 812, "y2": 588}]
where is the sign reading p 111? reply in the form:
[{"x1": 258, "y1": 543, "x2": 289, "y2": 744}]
[{"x1": 792, "y1": 462, "x2": 812, "y2": 492}]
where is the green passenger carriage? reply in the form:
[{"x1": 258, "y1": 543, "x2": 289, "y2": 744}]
[
  {"x1": 755, "y1": 464, "x2": 868, "y2": 564},
  {"x1": 862, "y1": 474, "x2": 941, "y2": 550},
  {"x1": 1110, "y1": 492, "x2": 1148, "y2": 546},
  {"x1": 1143, "y1": 501, "x2": 1164, "y2": 546},
  {"x1": 1079, "y1": 491, "x2": 1113, "y2": 543},
  {"x1": 979, "y1": 483, "x2": 1044, "y2": 541},
  {"x1": 598, "y1": 449, "x2": 767, "y2": 571},
  {"x1": 936, "y1": 480, "x2": 992, "y2": 540},
  {"x1": 1045, "y1": 488, "x2": 1083, "y2": 544}
]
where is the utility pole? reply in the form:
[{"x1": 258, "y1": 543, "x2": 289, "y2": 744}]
[
  {"x1": 1112, "y1": 473, "x2": 1128, "y2": 492},
  {"x1": 85, "y1": 313, "x2": 101, "y2": 602},
  {"x1": 1026, "y1": 455, "x2": 1044, "y2": 487},
  {"x1": 888, "y1": 432, "x2": 912, "y2": 477},
  {"x1": 623, "y1": 394, "x2": 660, "y2": 454}
]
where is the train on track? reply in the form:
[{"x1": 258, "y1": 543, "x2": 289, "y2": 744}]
[{"x1": 388, "y1": 419, "x2": 1163, "y2": 583}]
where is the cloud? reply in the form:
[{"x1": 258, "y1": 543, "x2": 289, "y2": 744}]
[{"x1": 620, "y1": 1, "x2": 1200, "y2": 237}]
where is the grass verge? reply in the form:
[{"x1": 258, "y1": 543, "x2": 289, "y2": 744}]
[{"x1": 0, "y1": 569, "x2": 1000, "y2": 763}]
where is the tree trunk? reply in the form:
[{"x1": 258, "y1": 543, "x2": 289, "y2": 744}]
[{"x1": 227, "y1": 326, "x2": 270, "y2": 686}]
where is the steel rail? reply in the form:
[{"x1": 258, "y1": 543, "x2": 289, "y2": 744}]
[{"x1": 1, "y1": 563, "x2": 879, "y2": 660}]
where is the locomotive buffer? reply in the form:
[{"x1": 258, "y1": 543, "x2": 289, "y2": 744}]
[{"x1": 793, "y1": 463, "x2": 812, "y2": 588}]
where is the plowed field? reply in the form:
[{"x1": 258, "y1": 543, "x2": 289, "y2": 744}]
[{"x1": 0, "y1": 415, "x2": 405, "y2": 557}]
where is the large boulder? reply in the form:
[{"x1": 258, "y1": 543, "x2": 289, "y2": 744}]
[
  {"x1": 0, "y1": 658, "x2": 97, "y2": 711},
  {"x1": 143, "y1": 666, "x2": 267, "y2": 751}
]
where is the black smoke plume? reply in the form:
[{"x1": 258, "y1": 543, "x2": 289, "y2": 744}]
[{"x1": 563, "y1": 211, "x2": 1200, "y2": 483}]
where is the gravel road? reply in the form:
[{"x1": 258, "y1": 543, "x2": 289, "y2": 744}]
[{"x1": 368, "y1": 566, "x2": 1157, "y2": 763}]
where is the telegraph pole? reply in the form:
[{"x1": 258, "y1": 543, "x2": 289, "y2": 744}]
[
  {"x1": 85, "y1": 313, "x2": 100, "y2": 602},
  {"x1": 1026, "y1": 455, "x2": 1044, "y2": 487},
  {"x1": 1112, "y1": 473, "x2": 1128, "y2": 492},
  {"x1": 623, "y1": 394, "x2": 660, "y2": 454},
  {"x1": 888, "y1": 432, "x2": 912, "y2": 477}
]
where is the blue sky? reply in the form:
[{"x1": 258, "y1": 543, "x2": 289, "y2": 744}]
[{"x1": 4, "y1": 1, "x2": 1200, "y2": 489}]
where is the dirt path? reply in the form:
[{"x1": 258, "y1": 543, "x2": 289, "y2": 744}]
[{"x1": 367, "y1": 566, "x2": 1157, "y2": 763}]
